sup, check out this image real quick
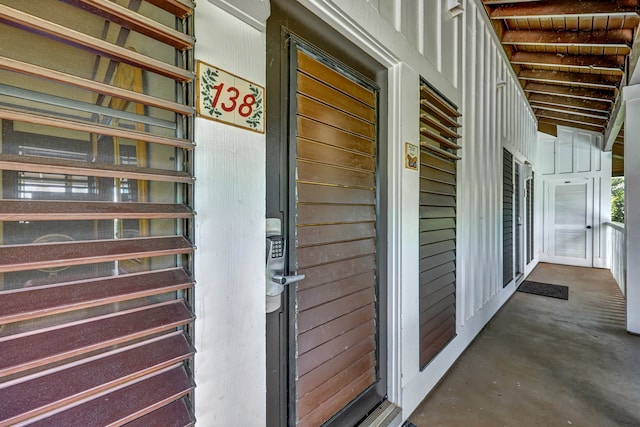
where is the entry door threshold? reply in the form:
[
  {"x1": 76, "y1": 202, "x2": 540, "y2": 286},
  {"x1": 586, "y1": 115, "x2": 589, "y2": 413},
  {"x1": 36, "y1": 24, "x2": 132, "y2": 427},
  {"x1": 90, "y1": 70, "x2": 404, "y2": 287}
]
[{"x1": 358, "y1": 400, "x2": 402, "y2": 427}]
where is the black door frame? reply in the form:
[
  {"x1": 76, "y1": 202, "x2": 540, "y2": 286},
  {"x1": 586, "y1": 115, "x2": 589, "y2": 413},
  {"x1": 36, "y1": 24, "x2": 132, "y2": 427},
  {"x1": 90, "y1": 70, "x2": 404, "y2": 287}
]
[{"x1": 266, "y1": 1, "x2": 388, "y2": 425}]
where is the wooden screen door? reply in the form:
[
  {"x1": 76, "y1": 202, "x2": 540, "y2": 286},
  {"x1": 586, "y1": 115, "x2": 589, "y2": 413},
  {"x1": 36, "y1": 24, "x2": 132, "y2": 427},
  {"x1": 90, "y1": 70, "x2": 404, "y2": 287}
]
[
  {"x1": 266, "y1": 3, "x2": 386, "y2": 425},
  {"x1": 544, "y1": 179, "x2": 594, "y2": 267}
]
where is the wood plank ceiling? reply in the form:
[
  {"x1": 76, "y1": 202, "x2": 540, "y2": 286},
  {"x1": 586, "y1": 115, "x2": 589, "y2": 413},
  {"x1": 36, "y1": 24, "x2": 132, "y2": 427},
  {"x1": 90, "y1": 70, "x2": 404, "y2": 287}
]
[{"x1": 482, "y1": 0, "x2": 640, "y2": 176}]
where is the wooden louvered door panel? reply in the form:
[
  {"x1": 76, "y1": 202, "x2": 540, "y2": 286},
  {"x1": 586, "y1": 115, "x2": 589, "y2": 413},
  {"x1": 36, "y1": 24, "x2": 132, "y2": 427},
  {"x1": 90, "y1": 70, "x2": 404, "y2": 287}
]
[
  {"x1": 0, "y1": 1, "x2": 196, "y2": 425},
  {"x1": 503, "y1": 149, "x2": 514, "y2": 286},
  {"x1": 293, "y1": 49, "x2": 379, "y2": 427}
]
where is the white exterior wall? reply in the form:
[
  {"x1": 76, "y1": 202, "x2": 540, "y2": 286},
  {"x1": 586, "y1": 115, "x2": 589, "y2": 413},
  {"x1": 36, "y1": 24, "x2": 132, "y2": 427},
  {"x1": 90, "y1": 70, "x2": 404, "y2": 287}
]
[
  {"x1": 536, "y1": 127, "x2": 612, "y2": 269},
  {"x1": 193, "y1": 3, "x2": 267, "y2": 425},
  {"x1": 193, "y1": 0, "x2": 537, "y2": 425}
]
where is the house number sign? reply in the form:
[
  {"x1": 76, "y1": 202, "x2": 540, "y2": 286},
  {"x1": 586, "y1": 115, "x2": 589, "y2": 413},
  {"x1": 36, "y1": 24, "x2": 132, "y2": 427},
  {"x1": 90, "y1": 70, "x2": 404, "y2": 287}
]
[{"x1": 197, "y1": 60, "x2": 265, "y2": 133}]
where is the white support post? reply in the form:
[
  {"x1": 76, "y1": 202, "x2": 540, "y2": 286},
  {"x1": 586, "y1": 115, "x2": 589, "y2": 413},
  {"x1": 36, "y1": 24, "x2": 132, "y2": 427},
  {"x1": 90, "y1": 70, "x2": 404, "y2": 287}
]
[{"x1": 624, "y1": 84, "x2": 640, "y2": 334}]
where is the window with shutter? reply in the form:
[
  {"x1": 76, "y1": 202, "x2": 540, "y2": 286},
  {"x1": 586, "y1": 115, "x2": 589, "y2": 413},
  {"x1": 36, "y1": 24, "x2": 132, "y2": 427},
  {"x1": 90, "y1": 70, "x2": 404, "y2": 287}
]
[
  {"x1": 0, "y1": 1, "x2": 196, "y2": 425},
  {"x1": 503, "y1": 148, "x2": 514, "y2": 286},
  {"x1": 418, "y1": 81, "x2": 460, "y2": 369}
]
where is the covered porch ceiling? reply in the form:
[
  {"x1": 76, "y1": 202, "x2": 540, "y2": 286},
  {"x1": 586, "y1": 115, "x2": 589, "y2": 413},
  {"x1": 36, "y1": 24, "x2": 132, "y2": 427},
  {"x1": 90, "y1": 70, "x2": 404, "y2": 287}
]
[{"x1": 481, "y1": 0, "x2": 640, "y2": 176}]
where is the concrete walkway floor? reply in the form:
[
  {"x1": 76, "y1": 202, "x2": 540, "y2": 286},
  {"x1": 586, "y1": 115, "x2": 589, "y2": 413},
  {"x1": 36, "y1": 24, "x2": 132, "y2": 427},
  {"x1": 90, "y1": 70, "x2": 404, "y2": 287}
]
[{"x1": 408, "y1": 263, "x2": 640, "y2": 427}]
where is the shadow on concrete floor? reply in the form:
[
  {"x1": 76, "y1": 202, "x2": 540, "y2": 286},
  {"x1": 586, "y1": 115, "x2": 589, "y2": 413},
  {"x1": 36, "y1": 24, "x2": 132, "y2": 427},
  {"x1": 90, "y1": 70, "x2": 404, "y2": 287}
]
[{"x1": 408, "y1": 263, "x2": 640, "y2": 427}]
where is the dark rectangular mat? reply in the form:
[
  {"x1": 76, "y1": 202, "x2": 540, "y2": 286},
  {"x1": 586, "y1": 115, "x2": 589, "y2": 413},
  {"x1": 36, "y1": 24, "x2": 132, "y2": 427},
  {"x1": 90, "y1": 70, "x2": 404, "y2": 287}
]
[{"x1": 517, "y1": 281, "x2": 568, "y2": 300}]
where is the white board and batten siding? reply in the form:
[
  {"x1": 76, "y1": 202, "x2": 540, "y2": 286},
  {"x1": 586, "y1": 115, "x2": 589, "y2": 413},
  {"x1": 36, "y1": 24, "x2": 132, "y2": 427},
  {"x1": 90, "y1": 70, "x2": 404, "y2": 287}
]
[
  {"x1": 198, "y1": 0, "x2": 538, "y2": 425},
  {"x1": 537, "y1": 127, "x2": 612, "y2": 269}
]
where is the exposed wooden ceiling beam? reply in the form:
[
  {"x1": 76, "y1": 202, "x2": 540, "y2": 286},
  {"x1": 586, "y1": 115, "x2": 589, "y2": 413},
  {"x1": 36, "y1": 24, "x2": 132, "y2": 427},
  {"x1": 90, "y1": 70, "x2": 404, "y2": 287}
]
[
  {"x1": 538, "y1": 118, "x2": 603, "y2": 133},
  {"x1": 511, "y1": 52, "x2": 625, "y2": 72},
  {"x1": 519, "y1": 69, "x2": 620, "y2": 89},
  {"x1": 528, "y1": 93, "x2": 611, "y2": 112},
  {"x1": 523, "y1": 82, "x2": 614, "y2": 102},
  {"x1": 489, "y1": 1, "x2": 640, "y2": 20},
  {"x1": 534, "y1": 110, "x2": 607, "y2": 127},
  {"x1": 531, "y1": 104, "x2": 609, "y2": 120},
  {"x1": 502, "y1": 30, "x2": 633, "y2": 52},
  {"x1": 484, "y1": 0, "x2": 544, "y2": 5}
]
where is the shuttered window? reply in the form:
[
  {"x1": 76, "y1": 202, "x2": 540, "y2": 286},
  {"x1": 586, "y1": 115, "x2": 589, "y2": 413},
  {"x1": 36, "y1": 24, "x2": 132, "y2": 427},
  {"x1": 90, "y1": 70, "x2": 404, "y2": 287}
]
[
  {"x1": 526, "y1": 172, "x2": 534, "y2": 264},
  {"x1": 0, "y1": 1, "x2": 196, "y2": 425},
  {"x1": 503, "y1": 149, "x2": 514, "y2": 286},
  {"x1": 419, "y1": 81, "x2": 461, "y2": 369}
]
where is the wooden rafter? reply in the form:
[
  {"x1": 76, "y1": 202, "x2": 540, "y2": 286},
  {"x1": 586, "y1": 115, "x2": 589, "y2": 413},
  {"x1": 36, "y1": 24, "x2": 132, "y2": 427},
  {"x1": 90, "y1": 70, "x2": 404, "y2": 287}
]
[
  {"x1": 523, "y1": 83, "x2": 614, "y2": 102},
  {"x1": 528, "y1": 93, "x2": 611, "y2": 112},
  {"x1": 538, "y1": 118, "x2": 603, "y2": 133},
  {"x1": 530, "y1": 104, "x2": 609, "y2": 120},
  {"x1": 518, "y1": 69, "x2": 620, "y2": 89},
  {"x1": 534, "y1": 110, "x2": 607, "y2": 127},
  {"x1": 502, "y1": 29, "x2": 632, "y2": 52},
  {"x1": 510, "y1": 52, "x2": 625, "y2": 72},
  {"x1": 489, "y1": 1, "x2": 640, "y2": 20}
]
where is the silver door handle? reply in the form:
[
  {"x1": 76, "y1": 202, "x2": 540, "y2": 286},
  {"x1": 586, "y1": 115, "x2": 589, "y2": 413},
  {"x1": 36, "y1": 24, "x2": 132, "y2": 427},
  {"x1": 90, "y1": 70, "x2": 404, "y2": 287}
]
[{"x1": 271, "y1": 274, "x2": 305, "y2": 285}]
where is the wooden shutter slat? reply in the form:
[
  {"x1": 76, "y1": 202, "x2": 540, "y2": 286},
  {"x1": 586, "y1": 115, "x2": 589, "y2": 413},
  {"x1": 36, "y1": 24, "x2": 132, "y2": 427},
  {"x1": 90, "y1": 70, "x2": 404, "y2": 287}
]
[
  {"x1": 297, "y1": 271, "x2": 374, "y2": 311},
  {"x1": 0, "y1": 200, "x2": 192, "y2": 221},
  {"x1": 297, "y1": 160, "x2": 375, "y2": 189},
  {"x1": 297, "y1": 95, "x2": 375, "y2": 139},
  {"x1": 0, "y1": 107, "x2": 194, "y2": 149},
  {"x1": 0, "y1": 236, "x2": 193, "y2": 273},
  {"x1": 0, "y1": 153, "x2": 193, "y2": 184},
  {"x1": 297, "y1": 240, "x2": 376, "y2": 269},
  {"x1": 420, "y1": 128, "x2": 462, "y2": 150},
  {"x1": 419, "y1": 272, "x2": 456, "y2": 298},
  {"x1": 297, "y1": 116, "x2": 375, "y2": 155},
  {"x1": 296, "y1": 335, "x2": 375, "y2": 397},
  {"x1": 0, "y1": 268, "x2": 192, "y2": 324},
  {"x1": 420, "y1": 142, "x2": 461, "y2": 161},
  {"x1": 61, "y1": 0, "x2": 195, "y2": 49},
  {"x1": 420, "y1": 104, "x2": 461, "y2": 128},
  {"x1": 297, "y1": 287, "x2": 374, "y2": 333},
  {"x1": 420, "y1": 326, "x2": 455, "y2": 365},
  {"x1": 419, "y1": 306, "x2": 455, "y2": 341},
  {"x1": 297, "y1": 73, "x2": 375, "y2": 123},
  {"x1": 0, "y1": 4, "x2": 194, "y2": 82},
  {"x1": 28, "y1": 366, "x2": 194, "y2": 427},
  {"x1": 297, "y1": 305, "x2": 374, "y2": 354},
  {"x1": 297, "y1": 138, "x2": 375, "y2": 172},
  {"x1": 297, "y1": 222, "x2": 376, "y2": 247},
  {"x1": 123, "y1": 399, "x2": 194, "y2": 427},
  {"x1": 297, "y1": 204, "x2": 375, "y2": 225},
  {"x1": 0, "y1": 301, "x2": 193, "y2": 377},
  {"x1": 297, "y1": 351, "x2": 375, "y2": 420},
  {"x1": 420, "y1": 240, "x2": 456, "y2": 259},
  {"x1": 144, "y1": 0, "x2": 194, "y2": 18},
  {"x1": 0, "y1": 56, "x2": 193, "y2": 116},
  {"x1": 297, "y1": 183, "x2": 375, "y2": 205},
  {"x1": 420, "y1": 85, "x2": 461, "y2": 117},
  {"x1": 297, "y1": 255, "x2": 376, "y2": 290},
  {"x1": 297, "y1": 320, "x2": 374, "y2": 376},
  {"x1": 420, "y1": 114, "x2": 461, "y2": 139},
  {"x1": 297, "y1": 50, "x2": 375, "y2": 107},
  {"x1": 420, "y1": 151, "x2": 456, "y2": 173},
  {"x1": 0, "y1": 333, "x2": 192, "y2": 426}
]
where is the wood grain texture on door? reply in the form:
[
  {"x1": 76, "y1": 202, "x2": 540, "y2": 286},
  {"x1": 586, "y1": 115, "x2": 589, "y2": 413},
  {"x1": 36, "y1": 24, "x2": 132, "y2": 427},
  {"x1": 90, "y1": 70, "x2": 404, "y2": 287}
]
[{"x1": 294, "y1": 50, "x2": 378, "y2": 427}]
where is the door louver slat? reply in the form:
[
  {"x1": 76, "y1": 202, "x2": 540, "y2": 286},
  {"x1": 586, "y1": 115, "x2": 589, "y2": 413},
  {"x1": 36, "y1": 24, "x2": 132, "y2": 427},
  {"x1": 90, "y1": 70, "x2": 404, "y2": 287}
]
[
  {"x1": 419, "y1": 81, "x2": 459, "y2": 369},
  {"x1": 0, "y1": 0, "x2": 195, "y2": 424}
]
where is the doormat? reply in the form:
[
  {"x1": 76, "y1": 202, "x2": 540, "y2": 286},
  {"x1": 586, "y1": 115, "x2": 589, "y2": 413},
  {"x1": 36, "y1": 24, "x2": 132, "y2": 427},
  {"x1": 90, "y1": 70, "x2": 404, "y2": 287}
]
[{"x1": 517, "y1": 281, "x2": 569, "y2": 300}]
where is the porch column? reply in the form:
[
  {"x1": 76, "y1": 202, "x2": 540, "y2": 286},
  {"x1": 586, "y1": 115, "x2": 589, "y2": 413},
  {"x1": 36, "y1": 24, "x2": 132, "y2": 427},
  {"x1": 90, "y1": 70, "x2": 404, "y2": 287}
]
[{"x1": 624, "y1": 84, "x2": 640, "y2": 334}]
